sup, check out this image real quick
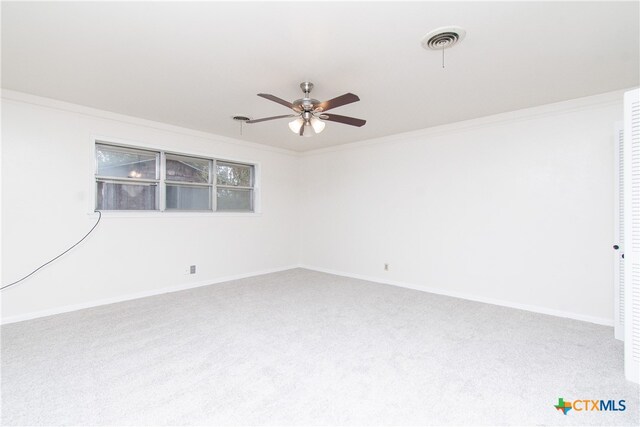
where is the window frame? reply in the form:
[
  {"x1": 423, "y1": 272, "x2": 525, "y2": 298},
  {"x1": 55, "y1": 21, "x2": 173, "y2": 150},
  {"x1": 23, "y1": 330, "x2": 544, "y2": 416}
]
[{"x1": 93, "y1": 140, "x2": 258, "y2": 215}]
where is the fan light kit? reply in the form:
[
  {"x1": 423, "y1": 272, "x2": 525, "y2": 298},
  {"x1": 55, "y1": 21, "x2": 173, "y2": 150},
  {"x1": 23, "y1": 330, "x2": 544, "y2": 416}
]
[
  {"x1": 421, "y1": 26, "x2": 466, "y2": 68},
  {"x1": 247, "y1": 82, "x2": 366, "y2": 137}
]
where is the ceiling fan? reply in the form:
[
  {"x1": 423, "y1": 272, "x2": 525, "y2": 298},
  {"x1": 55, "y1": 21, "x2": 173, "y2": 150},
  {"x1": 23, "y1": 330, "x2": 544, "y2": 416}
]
[{"x1": 247, "y1": 82, "x2": 366, "y2": 137}]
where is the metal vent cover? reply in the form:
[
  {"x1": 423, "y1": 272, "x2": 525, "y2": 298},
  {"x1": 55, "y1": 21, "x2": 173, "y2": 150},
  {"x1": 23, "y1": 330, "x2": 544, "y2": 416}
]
[{"x1": 421, "y1": 26, "x2": 466, "y2": 50}]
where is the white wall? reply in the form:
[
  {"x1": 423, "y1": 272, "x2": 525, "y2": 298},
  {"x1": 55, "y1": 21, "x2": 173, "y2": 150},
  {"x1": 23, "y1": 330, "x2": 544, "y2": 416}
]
[
  {"x1": 1, "y1": 91, "x2": 299, "y2": 322},
  {"x1": 2, "y1": 89, "x2": 625, "y2": 325},
  {"x1": 299, "y1": 91, "x2": 624, "y2": 325}
]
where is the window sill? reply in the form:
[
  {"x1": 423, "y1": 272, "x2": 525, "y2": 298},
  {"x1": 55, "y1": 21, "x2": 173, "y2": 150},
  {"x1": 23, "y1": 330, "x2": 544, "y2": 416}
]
[{"x1": 88, "y1": 211, "x2": 262, "y2": 219}]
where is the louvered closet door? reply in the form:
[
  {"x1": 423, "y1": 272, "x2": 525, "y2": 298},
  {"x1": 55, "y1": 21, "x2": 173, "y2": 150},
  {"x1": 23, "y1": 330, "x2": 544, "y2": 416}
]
[
  {"x1": 624, "y1": 88, "x2": 640, "y2": 384},
  {"x1": 614, "y1": 122, "x2": 625, "y2": 341}
]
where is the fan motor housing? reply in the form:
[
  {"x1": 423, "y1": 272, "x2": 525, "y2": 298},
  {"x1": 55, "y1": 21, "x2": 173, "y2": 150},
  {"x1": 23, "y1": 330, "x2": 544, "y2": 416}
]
[{"x1": 293, "y1": 98, "x2": 319, "y2": 112}]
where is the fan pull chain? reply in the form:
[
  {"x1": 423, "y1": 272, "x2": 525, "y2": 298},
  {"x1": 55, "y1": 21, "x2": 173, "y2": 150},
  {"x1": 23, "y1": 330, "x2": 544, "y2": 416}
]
[{"x1": 442, "y1": 45, "x2": 445, "y2": 68}]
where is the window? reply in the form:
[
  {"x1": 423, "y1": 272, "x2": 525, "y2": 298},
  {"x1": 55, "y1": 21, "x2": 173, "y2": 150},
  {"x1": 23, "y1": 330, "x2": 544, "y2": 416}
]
[
  {"x1": 216, "y1": 161, "x2": 254, "y2": 211},
  {"x1": 95, "y1": 144, "x2": 160, "y2": 210},
  {"x1": 95, "y1": 142, "x2": 256, "y2": 212},
  {"x1": 165, "y1": 154, "x2": 212, "y2": 210}
]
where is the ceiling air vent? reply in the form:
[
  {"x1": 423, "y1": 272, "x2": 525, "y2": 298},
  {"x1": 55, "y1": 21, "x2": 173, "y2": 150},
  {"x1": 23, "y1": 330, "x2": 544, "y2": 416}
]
[
  {"x1": 421, "y1": 26, "x2": 466, "y2": 50},
  {"x1": 421, "y1": 26, "x2": 466, "y2": 68}
]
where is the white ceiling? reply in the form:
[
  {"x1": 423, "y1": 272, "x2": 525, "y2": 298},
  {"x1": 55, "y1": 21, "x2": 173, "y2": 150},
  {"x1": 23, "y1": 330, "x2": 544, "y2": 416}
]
[{"x1": 2, "y1": 1, "x2": 638, "y2": 152}]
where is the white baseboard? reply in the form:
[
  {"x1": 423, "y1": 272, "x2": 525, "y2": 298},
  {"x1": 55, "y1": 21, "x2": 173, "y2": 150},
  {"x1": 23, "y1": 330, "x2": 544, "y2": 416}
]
[
  {"x1": 299, "y1": 265, "x2": 614, "y2": 327},
  {"x1": 2, "y1": 264, "x2": 614, "y2": 327},
  {"x1": 1, "y1": 265, "x2": 298, "y2": 325}
]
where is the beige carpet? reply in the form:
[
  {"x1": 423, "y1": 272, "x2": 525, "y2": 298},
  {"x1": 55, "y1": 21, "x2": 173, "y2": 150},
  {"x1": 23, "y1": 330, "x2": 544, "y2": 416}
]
[{"x1": 1, "y1": 268, "x2": 638, "y2": 425}]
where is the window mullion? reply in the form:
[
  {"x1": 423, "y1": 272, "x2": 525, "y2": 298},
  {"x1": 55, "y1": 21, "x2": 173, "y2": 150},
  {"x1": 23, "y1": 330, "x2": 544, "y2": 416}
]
[
  {"x1": 158, "y1": 152, "x2": 164, "y2": 211},
  {"x1": 212, "y1": 159, "x2": 218, "y2": 212}
]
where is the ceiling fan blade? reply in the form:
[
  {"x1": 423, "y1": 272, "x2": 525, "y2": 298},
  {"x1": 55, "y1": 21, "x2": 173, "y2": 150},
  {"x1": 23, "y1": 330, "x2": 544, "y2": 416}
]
[
  {"x1": 316, "y1": 93, "x2": 360, "y2": 112},
  {"x1": 246, "y1": 114, "x2": 297, "y2": 124},
  {"x1": 257, "y1": 93, "x2": 295, "y2": 110},
  {"x1": 299, "y1": 122, "x2": 304, "y2": 136},
  {"x1": 322, "y1": 114, "x2": 366, "y2": 127}
]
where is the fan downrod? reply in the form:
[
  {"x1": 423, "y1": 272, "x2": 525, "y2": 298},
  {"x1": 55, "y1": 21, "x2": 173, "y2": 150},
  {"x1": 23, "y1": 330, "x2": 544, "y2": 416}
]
[{"x1": 300, "y1": 81, "x2": 314, "y2": 95}]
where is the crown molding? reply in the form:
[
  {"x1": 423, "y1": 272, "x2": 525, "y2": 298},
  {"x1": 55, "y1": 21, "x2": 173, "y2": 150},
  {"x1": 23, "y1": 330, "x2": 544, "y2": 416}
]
[
  {"x1": 1, "y1": 89, "x2": 300, "y2": 157},
  {"x1": 301, "y1": 88, "x2": 633, "y2": 157}
]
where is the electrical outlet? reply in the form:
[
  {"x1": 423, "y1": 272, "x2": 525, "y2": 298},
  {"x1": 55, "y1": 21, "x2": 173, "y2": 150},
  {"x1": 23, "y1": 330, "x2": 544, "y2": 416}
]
[
  {"x1": 190, "y1": 265, "x2": 196, "y2": 274},
  {"x1": 384, "y1": 263, "x2": 389, "y2": 271}
]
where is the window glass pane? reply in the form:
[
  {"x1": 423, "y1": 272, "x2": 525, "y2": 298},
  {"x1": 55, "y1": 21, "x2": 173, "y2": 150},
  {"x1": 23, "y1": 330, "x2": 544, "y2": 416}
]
[
  {"x1": 96, "y1": 182, "x2": 157, "y2": 210},
  {"x1": 216, "y1": 162, "x2": 252, "y2": 187},
  {"x1": 216, "y1": 188, "x2": 253, "y2": 211},
  {"x1": 166, "y1": 185, "x2": 211, "y2": 210},
  {"x1": 166, "y1": 155, "x2": 210, "y2": 183},
  {"x1": 96, "y1": 145, "x2": 157, "y2": 179}
]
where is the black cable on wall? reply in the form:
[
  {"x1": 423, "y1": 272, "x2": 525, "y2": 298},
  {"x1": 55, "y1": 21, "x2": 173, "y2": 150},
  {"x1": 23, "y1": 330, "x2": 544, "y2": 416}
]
[{"x1": 1, "y1": 211, "x2": 102, "y2": 291}]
